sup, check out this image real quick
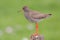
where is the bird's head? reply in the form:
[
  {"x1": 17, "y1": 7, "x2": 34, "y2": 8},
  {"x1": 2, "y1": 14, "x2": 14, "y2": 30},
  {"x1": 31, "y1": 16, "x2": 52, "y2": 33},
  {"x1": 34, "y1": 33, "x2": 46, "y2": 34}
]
[{"x1": 22, "y1": 6, "x2": 30, "y2": 12}]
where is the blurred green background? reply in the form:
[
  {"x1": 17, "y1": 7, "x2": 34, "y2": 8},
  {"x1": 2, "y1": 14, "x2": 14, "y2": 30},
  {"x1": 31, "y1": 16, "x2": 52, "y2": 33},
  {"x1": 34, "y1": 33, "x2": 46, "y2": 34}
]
[{"x1": 0, "y1": 0, "x2": 60, "y2": 40}]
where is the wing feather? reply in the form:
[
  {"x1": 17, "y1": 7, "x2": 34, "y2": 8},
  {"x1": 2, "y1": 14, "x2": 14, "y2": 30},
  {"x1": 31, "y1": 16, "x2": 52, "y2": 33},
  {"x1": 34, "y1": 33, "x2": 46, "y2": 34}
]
[{"x1": 30, "y1": 11, "x2": 47, "y2": 19}]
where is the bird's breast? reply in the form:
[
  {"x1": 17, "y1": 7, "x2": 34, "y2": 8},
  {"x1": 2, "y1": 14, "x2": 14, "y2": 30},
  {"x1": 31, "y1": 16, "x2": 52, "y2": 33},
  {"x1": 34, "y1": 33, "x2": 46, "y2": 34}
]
[
  {"x1": 24, "y1": 13, "x2": 30, "y2": 19},
  {"x1": 24, "y1": 13, "x2": 34, "y2": 22}
]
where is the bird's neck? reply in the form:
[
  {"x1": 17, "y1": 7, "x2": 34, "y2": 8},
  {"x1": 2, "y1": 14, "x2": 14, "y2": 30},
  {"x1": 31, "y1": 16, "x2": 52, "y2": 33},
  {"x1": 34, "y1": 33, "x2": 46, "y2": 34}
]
[
  {"x1": 24, "y1": 11, "x2": 29, "y2": 14},
  {"x1": 24, "y1": 10, "x2": 30, "y2": 13}
]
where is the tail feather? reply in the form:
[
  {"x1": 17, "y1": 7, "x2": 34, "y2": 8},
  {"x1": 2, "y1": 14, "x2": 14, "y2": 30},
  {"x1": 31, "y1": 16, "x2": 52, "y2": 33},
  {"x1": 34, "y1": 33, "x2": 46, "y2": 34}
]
[{"x1": 48, "y1": 14, "x2": 52, "y2": 15}]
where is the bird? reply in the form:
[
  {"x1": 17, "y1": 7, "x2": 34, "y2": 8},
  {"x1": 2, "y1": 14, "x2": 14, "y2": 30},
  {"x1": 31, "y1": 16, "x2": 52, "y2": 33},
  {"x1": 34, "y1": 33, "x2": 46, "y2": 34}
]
[
  {"x1": 22, "y1": 6, "x2": 52, "y2": 34},
  {"x1": 22, "y1": 6, "x2": 52, "y2": 23}
]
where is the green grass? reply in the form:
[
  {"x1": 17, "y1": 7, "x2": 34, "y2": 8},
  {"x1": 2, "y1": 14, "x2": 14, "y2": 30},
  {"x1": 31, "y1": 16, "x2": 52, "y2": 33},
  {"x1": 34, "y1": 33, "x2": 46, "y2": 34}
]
[{"x1": 0, "y1": 0, "x2": 60, "y2": 40}]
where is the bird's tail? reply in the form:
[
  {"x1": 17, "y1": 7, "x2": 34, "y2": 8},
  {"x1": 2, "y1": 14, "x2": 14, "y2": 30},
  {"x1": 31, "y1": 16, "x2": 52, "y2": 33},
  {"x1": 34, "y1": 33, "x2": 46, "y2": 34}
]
[
  {"x1": 45, "y1": 13, "x2": 52, "y2": 18},
  {"x1": 48, "y1": 14, "x2": 52, "y2": 15}
]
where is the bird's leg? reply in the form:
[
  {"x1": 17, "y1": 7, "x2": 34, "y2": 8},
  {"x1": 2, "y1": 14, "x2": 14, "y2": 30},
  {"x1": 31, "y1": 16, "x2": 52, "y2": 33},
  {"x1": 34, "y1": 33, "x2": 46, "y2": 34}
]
[{"x1": 35, "y1": 22, "x2": 39, "y2": 34}]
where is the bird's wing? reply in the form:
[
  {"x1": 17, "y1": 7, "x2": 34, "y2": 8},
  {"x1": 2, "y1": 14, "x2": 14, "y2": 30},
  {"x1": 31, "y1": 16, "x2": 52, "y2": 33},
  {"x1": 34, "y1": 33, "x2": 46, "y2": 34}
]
[
  {"x1": 30, "y1": 11, "x2": 47, "y2": 19},
  {"x1": 32, "y1": 14, "x2": 46, "y2": 19}
]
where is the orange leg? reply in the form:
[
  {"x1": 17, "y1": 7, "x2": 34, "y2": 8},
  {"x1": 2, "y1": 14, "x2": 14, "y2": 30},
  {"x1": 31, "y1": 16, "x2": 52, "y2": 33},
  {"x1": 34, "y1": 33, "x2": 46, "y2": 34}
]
[{"x1": 36, "y1": 22, "x2": 39, "y2": 34}]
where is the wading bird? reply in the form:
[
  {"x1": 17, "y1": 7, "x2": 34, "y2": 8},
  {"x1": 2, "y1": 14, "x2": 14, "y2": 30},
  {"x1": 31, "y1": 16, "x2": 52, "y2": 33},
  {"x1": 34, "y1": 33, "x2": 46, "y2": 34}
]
[
  {"x1": 19, "y1": 6, "x2": 52, "y2": 40},
  {"x1": 22, "y1": 6, "x2": 52, "y2": 33}
]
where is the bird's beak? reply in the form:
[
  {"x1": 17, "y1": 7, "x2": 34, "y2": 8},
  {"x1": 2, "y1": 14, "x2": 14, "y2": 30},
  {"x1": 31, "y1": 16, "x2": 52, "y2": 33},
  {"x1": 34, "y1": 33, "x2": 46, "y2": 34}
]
[{"x1": 17, "y1": 10, "x2": 23, "y2": 13}]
